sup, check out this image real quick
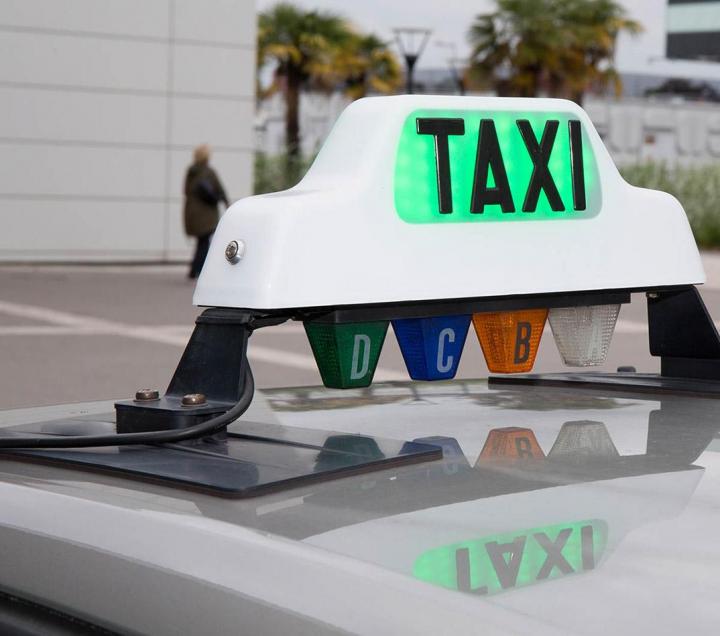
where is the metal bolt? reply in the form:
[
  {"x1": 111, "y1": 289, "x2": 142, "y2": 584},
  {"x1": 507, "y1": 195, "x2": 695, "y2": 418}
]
[
  {"x1": 181, "y1": 393, "x2": 207, "y2": 407},
  {"x1": 646, "y1": 292, "x2": 659, "y2": 299},
  {"x1": 225, "y1": 240, "x2": 244, "y2": 263},
  {"x1": 135, "y1": 389, "x2": 160, "y2": 401}
]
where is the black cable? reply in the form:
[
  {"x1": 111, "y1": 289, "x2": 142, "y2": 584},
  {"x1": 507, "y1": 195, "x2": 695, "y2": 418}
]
[{"x1": 0, "y1": 366, "x2": 254, "y2": 450}]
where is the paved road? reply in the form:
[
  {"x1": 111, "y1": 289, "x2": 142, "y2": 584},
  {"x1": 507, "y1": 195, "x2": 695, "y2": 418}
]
[{"x1": 2, "y1": 258, "x2": 720, "y2": 410}]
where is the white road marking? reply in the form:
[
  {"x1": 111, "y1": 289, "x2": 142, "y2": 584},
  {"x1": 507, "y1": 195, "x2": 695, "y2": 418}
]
[
  {"x1": 0, "y1": 300, "x2": 403, "y2": 377},
  {"x1": 148, "y1": 321, "x2": 305, "y2": 337},
  {"x1": 0, "y1": 298, "x2": 692, "y2": 382},
  {"x1": 0, "y1": 326, "x2": 110, "y2": 336},
  {"x1": 0, "y1": 300, "x2": 115, "y2": 329},
  {"x1": 0, "y1": 300, "x2": 693, "y2": 341},
  {"x1": 0, "y1": 307, "x2": 695, "y2": 341}
]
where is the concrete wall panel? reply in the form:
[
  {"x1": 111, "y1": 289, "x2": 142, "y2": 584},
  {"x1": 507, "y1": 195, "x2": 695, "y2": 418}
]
[
  {"x1": 0, "y1": 0, "x2": 169, "y2": 39},
  {"x1": 174, "y1": 0, "x2": 256, "y2": 45},
  {"x1": 0, "y1": 144, "x2": 165, "y2": 198},
  {"x1": 0, "y1": 0, "x2": 255, "y2": 262},
  {"x1": 172, "y1": 44, "x2": 254, "y2": 97},
  {"x1": 0, "y1": 86, "x2": 167, "y2": 145},
  {"x1": 171, "y1": 97, "x2": 254, "y2": 149},
  {"x1": 0, "y1": 31, "x2": 168, "y2": 92}
]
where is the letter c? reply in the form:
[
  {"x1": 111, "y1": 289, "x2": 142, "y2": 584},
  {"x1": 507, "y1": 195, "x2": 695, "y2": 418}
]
[{"x1": 437, "y1": 328, "x2": 455, "y2": 373}]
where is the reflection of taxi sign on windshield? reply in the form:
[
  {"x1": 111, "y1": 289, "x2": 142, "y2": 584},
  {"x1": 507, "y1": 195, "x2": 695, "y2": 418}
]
[
  {"x1": 195, "y1": 95, "x2": 704, "y2": 389},
  {"x1": 479, "y1": 427, "x2": 545, "y2": 460},
  {"x1": 550, "y1": 421, "x2": 620, "y2": 458},
  {"x1": 413, "y1": 520, "x2": 607, "y2": 595}
]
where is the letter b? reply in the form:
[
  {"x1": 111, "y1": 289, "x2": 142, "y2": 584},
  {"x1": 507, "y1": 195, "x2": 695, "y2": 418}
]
[{"x1": 514, "y1": 322, "x2": 532, "y2": 364}]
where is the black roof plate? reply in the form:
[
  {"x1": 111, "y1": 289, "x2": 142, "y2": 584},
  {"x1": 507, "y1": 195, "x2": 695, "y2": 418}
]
[{"x1": 2, "y1": 418, "x2": 441, "y2": 498}]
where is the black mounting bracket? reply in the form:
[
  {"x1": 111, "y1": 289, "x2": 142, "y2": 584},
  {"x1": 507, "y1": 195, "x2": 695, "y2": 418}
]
[
  {"x1": 648, "y1": 286, "x2": 720, "y2": 381},
  {"x1": 111, "y1": 285, "x2": 720, "y2": 433},
  {"x1": 293, "y1": 289, "x2": 632, "y2": 324},
  {"x1": 114, "y1": 308, "x2": 257, "y2": 433}
]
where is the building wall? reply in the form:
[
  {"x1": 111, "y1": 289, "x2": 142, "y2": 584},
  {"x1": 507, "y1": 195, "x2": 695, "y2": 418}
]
[
  {"x1": 603, "y1": 0, "x2": 720, "y2": 85},
  {"x1": 0, "y1": 0, "x2": 255, "y2": 262},
  {"x1": 585, "y1": 98, "x2": 720, "y2": 165},
  {"x1": 256, "y1": 93, "x2": 720, "y2": 167},
  {"x1": 667, "y1": 0, "x2": 720, "y2": 61}
]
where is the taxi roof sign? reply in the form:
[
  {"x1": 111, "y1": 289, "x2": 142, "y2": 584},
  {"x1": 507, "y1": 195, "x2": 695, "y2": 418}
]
[{"x1": 194, "y1": 95, "x2": 704, "y2": 311}]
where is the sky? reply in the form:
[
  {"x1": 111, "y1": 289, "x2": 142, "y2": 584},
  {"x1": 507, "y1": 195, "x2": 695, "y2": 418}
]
[
  {"x1": 255, "y1": 0, "x2": 720, "y2": 81},
  {"x1": 256, "y1": 0, "x2": 489, "y2": 70}
]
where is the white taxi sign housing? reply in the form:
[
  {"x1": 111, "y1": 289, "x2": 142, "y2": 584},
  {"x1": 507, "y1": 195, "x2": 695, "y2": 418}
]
[{"x1": 194, "y1": 96, "x2": 703, "y2": 310}]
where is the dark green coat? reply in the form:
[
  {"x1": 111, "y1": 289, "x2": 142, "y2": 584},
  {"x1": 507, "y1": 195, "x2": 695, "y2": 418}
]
[{"x1": 183, "y1": 162, "x2": 229, "y2": 237}]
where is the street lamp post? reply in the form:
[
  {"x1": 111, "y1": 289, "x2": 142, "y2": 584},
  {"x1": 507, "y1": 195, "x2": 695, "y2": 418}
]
[
  {"x1": 449, "y1": 57, "x2": 467, "y2": 96},
  {"x1": 393, "y1": 27, "x2": 432, "y2": 94},
  {"x1": 436, "y1": 41, "x2": 466, "y2": 96}
]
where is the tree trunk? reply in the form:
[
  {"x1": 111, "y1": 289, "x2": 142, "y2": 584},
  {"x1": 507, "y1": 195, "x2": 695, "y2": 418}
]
[
  {"x1": 285, "y1": 70, "x2": 301, "y2": 159},
  {"x1": 495, "y1": 79, "x2": 512, "y2": 96}
]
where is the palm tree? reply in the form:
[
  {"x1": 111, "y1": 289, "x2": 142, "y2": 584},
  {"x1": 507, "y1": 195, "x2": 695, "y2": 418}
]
[
  {"x1": 559, "y1": 0, "x2": 641, "y2": 103},
  {"x1": 258, "y1": 3, "x2": 351, "y2": 157},
  {"x1": 468, "y1": 0, "x2": 640, "y2": 103},
  {"x1": 468, "y1": 0, "x2": 562, "y2": 97},
  {"x1": 338, "y1": 34, "x2": 402, "y2": 100}
]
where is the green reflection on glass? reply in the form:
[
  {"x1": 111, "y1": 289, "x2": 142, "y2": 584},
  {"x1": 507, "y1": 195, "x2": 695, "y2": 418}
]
[
  {"x1": 412, "y1": 519, "x2": 608, "y2": 595},
  {"x1": 394, "y1": 110, "x2": 601, "y2": 223}
]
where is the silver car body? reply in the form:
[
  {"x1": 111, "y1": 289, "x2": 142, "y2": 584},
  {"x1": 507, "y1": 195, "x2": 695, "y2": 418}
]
[{"x1": 0, "y1": 381, "x2": 718, "y2": 634}]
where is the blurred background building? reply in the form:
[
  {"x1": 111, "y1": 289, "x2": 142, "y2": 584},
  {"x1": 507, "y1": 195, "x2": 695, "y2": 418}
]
[
  {"x1": 667, "y1": 0, "x2": 720, "y2": 61},
  {"x1": 0, "y1": 0, "x2": 256, "y2": 262},
  {"x1": 256, "y1": 0, "x2": 720, "y2": 166},
  {"x1": 3, "y1": 0, "x2": 720, "y2": 262}
]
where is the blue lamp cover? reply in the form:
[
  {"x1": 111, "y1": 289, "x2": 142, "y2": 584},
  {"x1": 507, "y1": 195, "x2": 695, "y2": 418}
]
[
  {"x1": 400, "y1": 436, "x2": 470, "y2": 476},
  {"x1": 392, "y1": 315, "x2": 471, "y2": 381}
]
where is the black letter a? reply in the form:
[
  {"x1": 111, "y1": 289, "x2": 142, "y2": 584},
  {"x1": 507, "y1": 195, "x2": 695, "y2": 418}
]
[{"x1": 471, "y1": 119, "x2": 515, "y2": 214}]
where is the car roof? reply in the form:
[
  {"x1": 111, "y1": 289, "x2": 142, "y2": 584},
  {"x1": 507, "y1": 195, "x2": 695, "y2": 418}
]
[{"x1": 1, "y1": 380, "x2": 719, "y2": 635}]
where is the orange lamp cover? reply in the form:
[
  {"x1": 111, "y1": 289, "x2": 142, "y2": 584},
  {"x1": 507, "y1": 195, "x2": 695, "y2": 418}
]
[{"x1": 472, "y1": 309, "x2": 548, "y2": 373}]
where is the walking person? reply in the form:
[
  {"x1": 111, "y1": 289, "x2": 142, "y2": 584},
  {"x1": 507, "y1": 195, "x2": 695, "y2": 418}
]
[{"x1": 184, "y1": 144, "x2": 229, "y2": 279}]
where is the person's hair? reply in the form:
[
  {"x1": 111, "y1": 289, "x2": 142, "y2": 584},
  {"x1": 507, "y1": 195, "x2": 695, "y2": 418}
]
[{"x1": 193, "y1": 144, "x2": 211, "y2": 163}]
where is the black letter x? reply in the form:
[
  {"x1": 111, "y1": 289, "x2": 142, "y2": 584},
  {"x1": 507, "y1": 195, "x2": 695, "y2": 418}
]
[
  {"x1": 534, "y1": 529, "x2": 574, "y2": 579},
  {"x1": 517, "y1": 120, "x2": 564, "y2": 212}
]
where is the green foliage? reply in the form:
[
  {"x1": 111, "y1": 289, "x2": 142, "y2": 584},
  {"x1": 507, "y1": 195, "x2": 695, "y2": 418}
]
[
  {"x1": 338, "y1": 33, "x2": 402, "y2": 99},
  {"x1": 254, "y1": 152, "x2": 315, "y2": 195},
  {"x1": 468, "y1": 0, "x2": 640, "y2": 103},
  {"x1": 257, "y1": 3, "x2": 350, "y2": 89},
  {"x1": 257, "y1": 3, "x2": 400, "y2": 96},
  {"x1": 621, "y1": 162, "x2": 720, "y2": 246},
  {"x1": 258, "y1": 3, "x2": 400, "y2": 157}
]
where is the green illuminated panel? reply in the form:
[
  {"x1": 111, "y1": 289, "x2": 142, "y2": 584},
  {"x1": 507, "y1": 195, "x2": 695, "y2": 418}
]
[
  {"x1": 413, "y1": 519, "x2": 607, "y2": 595},
  {"x1": 394, "y1": 110, "x2": 601, "y2": 223}
]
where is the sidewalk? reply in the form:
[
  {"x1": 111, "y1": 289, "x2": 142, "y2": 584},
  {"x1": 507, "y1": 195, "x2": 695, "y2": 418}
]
[{"x1": 702, "y1": 252, "x2": 720, "y2": 289}]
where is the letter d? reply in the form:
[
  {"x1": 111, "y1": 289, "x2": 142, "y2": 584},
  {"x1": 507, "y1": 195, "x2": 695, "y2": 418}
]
[{"x1": 350, "y1": 334, "x2": 371, "y2": 380}]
